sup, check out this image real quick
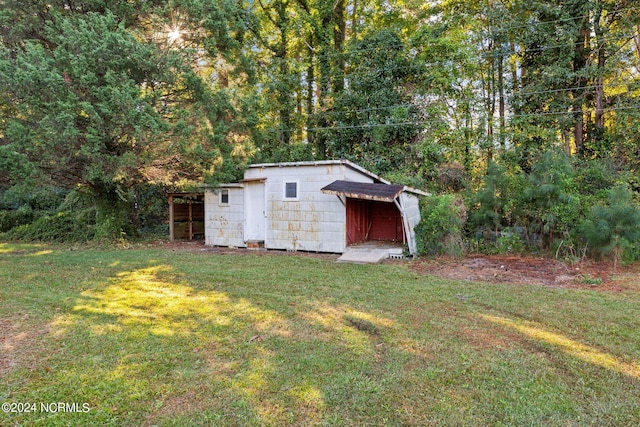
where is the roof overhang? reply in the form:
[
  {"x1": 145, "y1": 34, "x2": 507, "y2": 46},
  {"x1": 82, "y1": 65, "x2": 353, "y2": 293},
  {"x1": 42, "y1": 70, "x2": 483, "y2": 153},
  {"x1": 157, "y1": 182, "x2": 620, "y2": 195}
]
[{"x1": 321, "y1": 180, "x2": 405, "y2": 202}]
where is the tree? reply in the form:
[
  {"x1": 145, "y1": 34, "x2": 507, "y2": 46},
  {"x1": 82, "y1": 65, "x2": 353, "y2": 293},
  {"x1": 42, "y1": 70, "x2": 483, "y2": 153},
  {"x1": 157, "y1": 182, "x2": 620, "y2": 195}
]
[
  {"x1": 0, "y1": 8, "x2": 222, "y2": 238},
  {"x1": 328, "y1": 29, "x2": 421, "y2": 177},
  {"x1": 581, "y1": 184, "x2": 640, "y2": 269},
  {"x1": 409, "y1": 22, "x2": 482, "y2": 176},
  {"x1": 472, "y1": 161, "x2": 510, "y2": 235},
  {"x1": 523, "y1": 149, "x2": 574, "y2": 248}
]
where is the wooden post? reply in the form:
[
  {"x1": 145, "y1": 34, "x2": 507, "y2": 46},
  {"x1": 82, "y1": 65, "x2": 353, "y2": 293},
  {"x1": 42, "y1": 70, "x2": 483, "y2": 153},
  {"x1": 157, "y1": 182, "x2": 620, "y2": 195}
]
[
  {"x1": 169, "y1": 195, "x2": 175, "y2": 241},
  {"x1": 188, "y1": 200, "x2": 193, "y2": 241}
]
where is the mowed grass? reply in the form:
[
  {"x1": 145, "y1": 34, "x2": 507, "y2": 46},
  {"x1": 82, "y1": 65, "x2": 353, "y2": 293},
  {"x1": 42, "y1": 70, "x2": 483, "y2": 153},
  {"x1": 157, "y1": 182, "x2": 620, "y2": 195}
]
[{"x1": 1, "y1": 242, "x2": 639, "y2": 426}]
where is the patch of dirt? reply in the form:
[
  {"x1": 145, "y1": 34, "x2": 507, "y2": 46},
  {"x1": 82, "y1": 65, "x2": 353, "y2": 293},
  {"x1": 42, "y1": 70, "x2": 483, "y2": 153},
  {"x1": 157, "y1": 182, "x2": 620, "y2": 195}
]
[
  {"x1": 0, "y1": 314, "x2": 47, "y2": 376},
  {"x1": 410, "y1": 254, "x2": 637, "y2": 292},
  {"x1": 153, "y1": 239, "x2": 338, "y2": 260},
  {"x1": 153, "y1": 240, "x2": 638, "y2": 292}
]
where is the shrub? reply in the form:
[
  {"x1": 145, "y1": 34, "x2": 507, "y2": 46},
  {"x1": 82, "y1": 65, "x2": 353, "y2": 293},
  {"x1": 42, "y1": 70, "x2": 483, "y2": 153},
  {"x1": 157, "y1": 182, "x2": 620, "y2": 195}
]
[
  {"x1": 0, "y1": 205, "x2": 36, "y2": 232},
  {"x1": 437, "y1": 162, "x2": 468, "y2": 192},
  {"x1": 3, "y1": 211, "x2": 95, "y2": 242},
  {"x1": 495, "y1": 229, "x2": 526, "y2": 255},
  {"x1": 579, "y1": 184, "x2": 640, "y2": 268},
  {"x1": 522, "y1": 149, "x2": 574, "y2": 248},
  {"x1": 415, "y1": 194, "x2": 466, "y2": 257},
  {"x1": 2, "y1": 191, "x2": 96, "y2": 242}
]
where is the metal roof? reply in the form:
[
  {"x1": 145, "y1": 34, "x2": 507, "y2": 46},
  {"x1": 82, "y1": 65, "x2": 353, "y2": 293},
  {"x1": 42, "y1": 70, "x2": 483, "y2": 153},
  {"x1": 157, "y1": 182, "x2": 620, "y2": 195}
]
[
  {"x1": 206, "y1": 160, "x2": 429, "y2": 196},
  {"x1": 321, "y1": 180, "x2": 405, "y2": 202},
  {"x1": 247, "y1": 159, "x2": 390, "y2": 185}
]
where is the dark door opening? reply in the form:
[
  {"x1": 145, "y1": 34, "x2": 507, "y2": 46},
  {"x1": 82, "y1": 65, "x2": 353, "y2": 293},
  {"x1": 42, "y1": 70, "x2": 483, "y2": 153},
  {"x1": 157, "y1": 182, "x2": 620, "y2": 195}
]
[
  {"x1": 346, "y1": 198, "x2": 404, "y2": 246},
  {"x1": 169, "y1": 193, "x2": 205, "y2": 241}
]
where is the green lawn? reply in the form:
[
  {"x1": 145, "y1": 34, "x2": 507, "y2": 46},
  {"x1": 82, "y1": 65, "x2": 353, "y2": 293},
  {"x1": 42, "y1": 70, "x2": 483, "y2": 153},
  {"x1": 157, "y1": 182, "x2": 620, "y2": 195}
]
[{"x1": 1, "y1": 242, "x2": 639, "y2": 426}]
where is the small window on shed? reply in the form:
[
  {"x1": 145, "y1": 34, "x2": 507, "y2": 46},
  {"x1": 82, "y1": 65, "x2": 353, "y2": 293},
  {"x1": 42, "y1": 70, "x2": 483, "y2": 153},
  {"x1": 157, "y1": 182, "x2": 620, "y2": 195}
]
[
  {"x1": 284, "y1": 181, "x2": 298, "y2": 200},
  {"x1": 220, "y1": 189, "x2": 229, "y2": 205}
]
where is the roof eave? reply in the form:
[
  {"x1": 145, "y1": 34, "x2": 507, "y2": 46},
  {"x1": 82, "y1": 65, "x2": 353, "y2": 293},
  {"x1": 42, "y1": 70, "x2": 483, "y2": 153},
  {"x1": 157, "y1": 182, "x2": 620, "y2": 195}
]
[
  {"x1": 247, "y1": 159, "x2": 391, "y2": 185},
  {"x1": 320, "y1": 189, "x2": 401, "y2": 202}
]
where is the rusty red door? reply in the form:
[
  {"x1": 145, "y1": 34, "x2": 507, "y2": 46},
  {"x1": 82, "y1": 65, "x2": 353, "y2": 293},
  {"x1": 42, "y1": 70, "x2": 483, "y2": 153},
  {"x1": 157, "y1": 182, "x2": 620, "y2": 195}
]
[
  {"x1": 368, "y1": 200, "x2": 403, "y2": 241},
  {"x1": 346, "y1": 198, "x2": 367, "y2": 245}
]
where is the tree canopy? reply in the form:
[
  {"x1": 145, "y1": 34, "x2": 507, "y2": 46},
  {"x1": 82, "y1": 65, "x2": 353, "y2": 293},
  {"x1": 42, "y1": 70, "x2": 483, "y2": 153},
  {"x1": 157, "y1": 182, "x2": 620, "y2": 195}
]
[{"x1": 1, "y1": 0, "x2": 640, "y2": 252}]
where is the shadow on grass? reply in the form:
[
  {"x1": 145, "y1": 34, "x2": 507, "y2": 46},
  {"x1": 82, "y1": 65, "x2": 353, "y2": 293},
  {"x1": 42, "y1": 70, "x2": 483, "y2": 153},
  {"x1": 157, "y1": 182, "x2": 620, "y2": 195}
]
[
  {"x1": 4, "y1": 248, "x2": 640, "y2": 426},
  {"x1": 0, "y1": 242, "x2": 53, "y2": 256},
  {"x1": 47, "y1": 264, "x2": 400, "y2": 426}
]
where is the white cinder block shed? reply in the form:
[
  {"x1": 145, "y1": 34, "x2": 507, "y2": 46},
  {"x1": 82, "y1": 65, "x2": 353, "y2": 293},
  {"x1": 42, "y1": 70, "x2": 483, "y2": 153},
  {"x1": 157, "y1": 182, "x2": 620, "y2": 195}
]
[{"x1": 204, "y1": 160, "x2": 428, "y2": 255}]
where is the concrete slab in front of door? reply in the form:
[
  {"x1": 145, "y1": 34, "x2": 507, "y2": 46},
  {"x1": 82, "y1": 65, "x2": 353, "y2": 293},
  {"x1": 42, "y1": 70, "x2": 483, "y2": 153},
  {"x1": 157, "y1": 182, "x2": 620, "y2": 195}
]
[{"x1": 336, "y1": 241, "x2": 403, "y2": 264}]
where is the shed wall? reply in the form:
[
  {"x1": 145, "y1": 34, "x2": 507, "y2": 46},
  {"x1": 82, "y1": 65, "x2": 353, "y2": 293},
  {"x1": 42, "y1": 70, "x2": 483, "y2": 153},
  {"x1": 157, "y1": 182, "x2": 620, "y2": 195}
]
[
  {"x1": 399, "y1": 192, "x2": 421, "y2": 254},
  {"x1": 245, "y1": 164, "x2": 375, "y2": 253},
  {"x1": 204, "y1": 188, "x2": 245, "y2": 247}
]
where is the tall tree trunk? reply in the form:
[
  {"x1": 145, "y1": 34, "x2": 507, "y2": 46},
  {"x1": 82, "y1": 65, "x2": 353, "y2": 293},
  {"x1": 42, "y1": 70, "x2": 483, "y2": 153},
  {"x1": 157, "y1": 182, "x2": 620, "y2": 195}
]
[
  {"x1": 511, "y1": 40, "x2": 520, "y2": 94},
  {"x1": 635, "y1": 24, "x2": 640, "y2": 65},
  {"x1": 316, "y1": 41, "x2": 331, "y2": 159},
  {"x1": 572, "y1": 18, "x2": 590, "y2": 156},
  {"x1": 306, "y1": 41, "x2": 316, "y2": 150},
  {"x1": 332, "y1": 0, "x2": 346, "y2": 93},
  {"x1": 485, "y1": 40, "x2": 496, "y2": 162},
  {"x1": 498, "y1": 47, "x2": 506, "y2": 150},
  {"x1": 276, "y1": 0, "x2": 291, "y2": 146},
  {"x1": 464, "y1": 99, "x2": 473, "y2": 172},
  {"x1": 573, "y1": 107, "x2": 584, "y2": 155},
  {"x1": 350, "y1": 0, "x2": 358, "y2": 40},
  {"x1": 593, "y1": 5, "x2": 606, "y2": 132}
]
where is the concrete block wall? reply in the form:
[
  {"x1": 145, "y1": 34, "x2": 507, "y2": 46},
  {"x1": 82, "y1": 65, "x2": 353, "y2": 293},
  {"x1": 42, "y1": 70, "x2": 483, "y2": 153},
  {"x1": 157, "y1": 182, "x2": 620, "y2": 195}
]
[
  {"x1": 204, "y1": 187, "x2": 245, "y2": 247},
  {"x1": 246, "y1": 163, "x2": 374, "y2": 253}
]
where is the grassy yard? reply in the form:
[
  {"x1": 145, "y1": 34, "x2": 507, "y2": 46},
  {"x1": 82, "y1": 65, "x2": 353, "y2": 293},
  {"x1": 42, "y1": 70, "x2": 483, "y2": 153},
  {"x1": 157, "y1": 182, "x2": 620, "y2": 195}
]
[{"x1": 1, "y1": 242, "x2": 639, "y2": 426}]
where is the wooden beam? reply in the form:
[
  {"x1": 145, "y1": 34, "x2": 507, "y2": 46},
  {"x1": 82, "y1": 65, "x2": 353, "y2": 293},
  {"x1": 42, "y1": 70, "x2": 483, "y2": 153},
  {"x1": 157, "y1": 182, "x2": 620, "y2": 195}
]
[
  {"x1": 188, "y1": 200, "x2": 193, "y2": 241},
  {"x1": 169, "y1": 195, "x2": 175, "y2": 242}
]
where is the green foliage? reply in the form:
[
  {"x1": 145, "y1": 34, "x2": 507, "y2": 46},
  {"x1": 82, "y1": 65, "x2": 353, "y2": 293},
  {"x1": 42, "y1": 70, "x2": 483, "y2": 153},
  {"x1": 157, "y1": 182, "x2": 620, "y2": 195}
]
[
  {"x1": 3, "y1": 211, "x2": 95, "y2": 242},
  {"x1": 580, "y1": 184, "x2": 640, "y2": 267},
  {"x1": 328, "y1": 29, "x2": 422, "y2": 177},
  {"x1": 415, "y1": 194, "x2": 466, "y2": 257},
  {"x1": 0, "y1": 185, "x2": 67, "y2": 232},
  {"x1": 496, "y1": 230, "x2": 527, "y2": 255},
  {"x1": 0, "y1": 206, "x2": 36, "y2": 233},
  {"x1": 522, "y1": 150, "x2": 574, "y2": 245},
  {"x1": 2, "y1": 190, "x2": 96, "y2": 242},
  {"x1": 573, "y1": 159, "x2": 618, "y2": 195},
  {"x1": 1, "y1": 0, "x2": 640, "y2": 250},
  {"x1": 0, "y1": 3, "x2": 253, "y2": 240},
  {"x1": 471, "y1": 161, "x2": 515, "y2": 233}
]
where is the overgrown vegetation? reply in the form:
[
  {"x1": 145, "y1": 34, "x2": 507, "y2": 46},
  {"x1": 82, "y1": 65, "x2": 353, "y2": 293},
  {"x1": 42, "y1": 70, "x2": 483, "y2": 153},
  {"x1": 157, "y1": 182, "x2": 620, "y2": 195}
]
[
  {"x1": 1, "y1": 1, "x2": 640, "y2": 263},
  {"x1": 415, "y1": 194, "x2": 466, "y2": 257},
  {"x1": 580, "y1": 184, "x2": 640, "y2": 269},
  {"x1": 0, "y1": 184, "x2": 168, "y2": 242},
  {"x1": 1, "y1": 244, "x2": 639, "y2": 426},
  {"x1": 416, "y1": 153, "x2": 640, "y2": 265}
]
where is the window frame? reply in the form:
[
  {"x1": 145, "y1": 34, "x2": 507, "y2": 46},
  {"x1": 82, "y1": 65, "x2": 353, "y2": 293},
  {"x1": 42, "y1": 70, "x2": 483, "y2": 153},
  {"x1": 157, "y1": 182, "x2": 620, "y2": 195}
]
[
  {"x1": 283, "y1": 181, "x2": 299, "y2": 201},
  {"x1": 219, "y1": 189, "x2": 230, "y2": 205}
]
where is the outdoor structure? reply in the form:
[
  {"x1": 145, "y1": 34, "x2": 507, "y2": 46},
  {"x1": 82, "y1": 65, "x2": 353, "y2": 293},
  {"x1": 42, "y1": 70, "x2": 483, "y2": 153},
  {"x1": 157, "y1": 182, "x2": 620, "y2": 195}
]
[
  {"x1": 168, "y1": 193, "x2": 205, "y2": 241},
  {"x1": 204, "y1": 160, "x2": 428, "y2": 256}
]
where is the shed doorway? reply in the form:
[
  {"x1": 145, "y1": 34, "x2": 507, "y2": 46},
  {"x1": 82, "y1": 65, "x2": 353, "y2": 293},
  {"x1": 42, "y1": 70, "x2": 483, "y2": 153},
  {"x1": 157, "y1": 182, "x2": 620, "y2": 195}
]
[
  {"x1": 244, "y1": 180, "x2": 266, "y2": 244},
  {"x1": 346, "y1": 198, "x2": 404, "y2": 246}
]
